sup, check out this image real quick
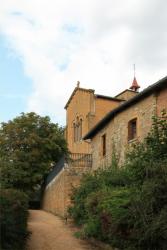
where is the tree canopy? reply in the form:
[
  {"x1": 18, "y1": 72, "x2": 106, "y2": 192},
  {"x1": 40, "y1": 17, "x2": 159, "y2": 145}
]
[{"x1": 0, "y1": 112, "x2": 68, "y2": 196}]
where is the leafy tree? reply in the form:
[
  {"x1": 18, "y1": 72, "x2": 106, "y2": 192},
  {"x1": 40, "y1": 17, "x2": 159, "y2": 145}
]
[{"x1": 0, "y1": 112, "x2": 68, "y2": 197}]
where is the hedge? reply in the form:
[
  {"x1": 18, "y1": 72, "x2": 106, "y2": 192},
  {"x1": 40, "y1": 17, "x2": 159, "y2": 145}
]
[{"x1": 0, "y1": 189, "x2": 29, "y2": 250}]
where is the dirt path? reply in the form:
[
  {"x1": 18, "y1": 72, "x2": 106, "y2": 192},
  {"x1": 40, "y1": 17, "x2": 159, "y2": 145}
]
[{"x1": 27, "y1": 210, "x2": 96, "y2": 250}]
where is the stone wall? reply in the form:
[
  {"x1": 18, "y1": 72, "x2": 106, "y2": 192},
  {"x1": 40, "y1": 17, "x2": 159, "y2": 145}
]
[
  {"x1": 43, "y1": 83, "x2": 167, "y2": 217},
  {"x1": 66, "y1": 88, "x2": 93, "y2": 154},
  {"x1": 116, "y1": 89, "x2": 138, "y2": 101},
  {"x1": 42, "y1": 164, "x2": 90, "y2": 217},
  {"x1": 93, "y1": 97, "x2": 120, "y2": 126},
  {"x1": 65, "y1": 87, "x2": 121, "y2": 154},
  {"x1": 91, "y1": 94, "x2": 157, "y2": 169},
  {"x1": 157, "y1": 88, "x2": 167, "y2": 115}
]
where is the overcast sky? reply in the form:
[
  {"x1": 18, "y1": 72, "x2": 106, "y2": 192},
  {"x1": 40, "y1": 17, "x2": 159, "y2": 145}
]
[{"x1": 0, "y1": 0, "x2": 167, "y2": 125}]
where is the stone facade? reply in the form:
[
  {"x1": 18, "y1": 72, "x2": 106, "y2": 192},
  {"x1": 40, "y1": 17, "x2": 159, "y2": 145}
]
[
  {"x1": 43, "y1": 77, "x2": 167, "y2": 217},
  {"x1": 157, "y1": 88, "x2": 167, "y2": 115},
  {"x1": 85, "y1": 80, "x2": 167, "y2": 169},
  {"x1": 91, "y1": 94, "x2": 156, "y2": 168},
  {"x1": 115, "y1": 89, "x2": 138, "y2": 101},
  {"x1": 65, "y1": 85, "x2": 122, "y2": 154},
  {"x1": 43, "y1": 83, "x2": 124, "y2": 216}
]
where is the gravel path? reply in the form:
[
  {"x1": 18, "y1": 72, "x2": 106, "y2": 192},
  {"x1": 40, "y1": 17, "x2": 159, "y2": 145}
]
[{"x1": 27, "y1": 210, "x2": 96, "y2": 250}]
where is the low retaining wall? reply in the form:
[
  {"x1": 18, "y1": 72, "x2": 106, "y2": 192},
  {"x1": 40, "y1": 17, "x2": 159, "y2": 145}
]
[{"x1": 42, "y1": 165, "x2": 90, "y2": 217}]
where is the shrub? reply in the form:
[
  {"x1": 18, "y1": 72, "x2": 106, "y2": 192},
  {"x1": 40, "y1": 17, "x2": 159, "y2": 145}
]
[
  {"x1": 69, "y1": 112, "x2": 167, "y2": 250},
  {"x1": 68, "y1": 165, "x2": 130, "y2": 226},
  {"x1": 0, "y1": 189, "x2": 29, "y2": 250},
  {"x1": 69, "y1": 173, "x2": 101, "y2": 225},
  {"x1": 128, "y1": 159, "x2": 167, "y2": 250},
  {"x1": 85, "y1": 187, "x2": 132, "y2": 247}
]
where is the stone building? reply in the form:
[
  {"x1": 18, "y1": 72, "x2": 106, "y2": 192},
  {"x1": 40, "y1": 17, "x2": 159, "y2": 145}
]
[
  {"x1": 83, "y1": 76, "x2": 167, "y2": 169},
  {"x1": 43, "y1": 76, "x2": 167, "y2": 217},
  {"x1": 42, "y1": 81, "x2": 127, "y2": 216},
  {"x1": 64, "y1": 81, "x2": 124, "y2": 154}
]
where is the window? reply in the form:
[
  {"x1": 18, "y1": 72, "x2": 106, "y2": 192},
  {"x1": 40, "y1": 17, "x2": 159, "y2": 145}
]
[
  {"x1": 102, "y1": 134, "x2": 106, "y2": 156},
  {"x1": 79, "y1": 119, "x2": 82, "y2": 140},
  {"x1": 73, "y1": 117, "x2": 83, "y2": 142},
  {"x1": 73, "y1": 123, "x2": 76, "y2": 142},
  {"x1": 128, "y1": 118, "x2": 137, "y2": 141}
]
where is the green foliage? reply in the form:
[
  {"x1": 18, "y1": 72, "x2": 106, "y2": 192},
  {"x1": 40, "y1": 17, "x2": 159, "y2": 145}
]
[
  {"x1": 0, "y1": 189, "x2": 29, "y2": 250},
  {"x1": 128, "y1": 158, "x2": 167, "y2": 250},
  {"x1": 69, "y1": 173, "x2": 101, "y2": 225},
  {"x1": 69, "y1": 112, "x2": 167, "y2": 250},
  {"x1": 69, "y1": 166, "x2": 130, "y2": 226},
  {"x1": 85, "y1": 188, "x2": 131, "y2": 245},
  {"x1": 126, "y1": 111, "x2": 167, "y2": 185},
  {"x1": 69, "y1": 170, "x2": 133, "y2": 248},
  {"x1": 0, "y1": 112, "x2": 68, "y2": 197}
]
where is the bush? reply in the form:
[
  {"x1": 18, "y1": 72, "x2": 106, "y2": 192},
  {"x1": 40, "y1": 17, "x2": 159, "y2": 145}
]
[
  {"x1": 68, "y1": 165, "x2": 130, "y2": 226},
  {"x1": 85, "y1": 188, "x2": 132, "y2": 245},
  {"x1": 125, "y1": 112, "x2": 167, "y2": 249},
  {"x1": 0, "y1": 189, "x2": 29, "y2": 250},
  {"x1": 69, "y1": 166, "x2": 133, "y2": 248},
  {"x1": 69, "y1": 112, "x2": 167, "y2": 250},
  {"x1": 128, "y1": 159, "x2": 167, "y2": 250}
]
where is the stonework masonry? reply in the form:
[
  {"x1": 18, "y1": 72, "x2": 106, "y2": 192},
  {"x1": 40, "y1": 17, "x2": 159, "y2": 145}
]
[
  {"x1": 65, "y1": 86, "x2": 122, "y2": 154},
  {"x1": 89, "y1": 85, "x2": 167, "y2": 169},
  {"x1": 42, "y1": 164, "x2": 90, "y2": 217},
  {"x1": 42, "y1": 77, "x2": 167, "y2": 217},
  {"x1": 115, "y1": 89, "x2": 138, "y2": 101},
  {"x1": 91, "y1": 94, "x2": 157, "y2": 169},
  {"x1": 157, "y1": 88, "x2": 167, "y2": 115}
]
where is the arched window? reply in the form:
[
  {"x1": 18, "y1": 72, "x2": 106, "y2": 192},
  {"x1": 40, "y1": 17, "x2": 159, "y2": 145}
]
[
  {"x1": 73, "y1": 123, "x2": 76, "y2": 142},
  {"x1": 76, "y1": 117, "x2": 79, "y2": 141},
  {"x1": 73, "y1": 117, "x2": 83, "y2": 142},
  {"x1": 79, "y1": 118, "x2": 82, "y2": 140}
]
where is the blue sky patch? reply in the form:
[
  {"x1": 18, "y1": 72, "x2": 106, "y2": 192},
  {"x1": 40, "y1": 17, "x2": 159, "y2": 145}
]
[
  {"x1": 58, "y1": 62, "x2": 69, "y2": 71},
  {"x1": 62, "y1": 24, "x2": 83, "y2": 34},
  {"x1": 0, "y1": 37, "x2": 32, "y2": 123},
  {"x1": 11, "y1": 11, "x2": 23, "y2": 16}
]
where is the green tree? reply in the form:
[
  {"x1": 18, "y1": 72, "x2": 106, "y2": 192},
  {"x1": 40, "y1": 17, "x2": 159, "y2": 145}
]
[{"x1": 0, "y1": 112, "x2": 68, "y2": 197}]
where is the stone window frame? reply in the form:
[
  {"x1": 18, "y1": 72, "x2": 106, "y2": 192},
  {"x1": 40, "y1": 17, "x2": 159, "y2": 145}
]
[{"x1": 128, "y1": 117, "x2": 137, "y2": 141}]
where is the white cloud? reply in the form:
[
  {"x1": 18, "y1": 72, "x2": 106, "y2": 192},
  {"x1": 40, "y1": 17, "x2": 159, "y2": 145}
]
[{"x1": 0, "y1": 0, "x2": 167, "y2": 125}]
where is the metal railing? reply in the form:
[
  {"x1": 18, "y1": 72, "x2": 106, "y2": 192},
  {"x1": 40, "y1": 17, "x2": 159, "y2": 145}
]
[
  {"x1": 45, "y1": 153, "x2": 92, "y2": 186},
  {"x1": 67, "y1": 153, "x2": 92, "y2": 168},
  {"x1": 45, "y1": 156, "x2": 65, "y2": 186}
]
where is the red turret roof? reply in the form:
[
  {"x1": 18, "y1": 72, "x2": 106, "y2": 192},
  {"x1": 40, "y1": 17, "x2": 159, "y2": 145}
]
[{"x1": 129, "y1": 77, "x2": 140, "y2": 91}]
